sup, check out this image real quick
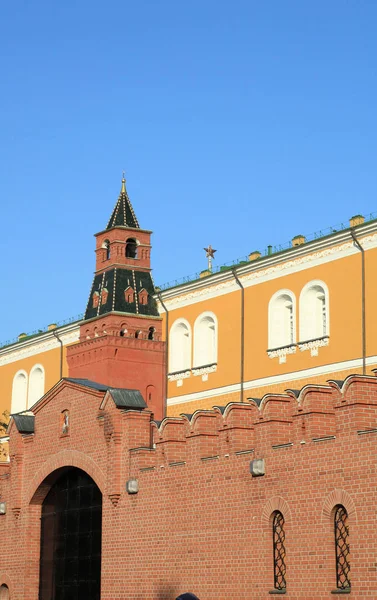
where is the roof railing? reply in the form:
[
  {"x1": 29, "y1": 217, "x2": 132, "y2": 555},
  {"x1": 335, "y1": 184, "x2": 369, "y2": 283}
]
[
  {"x1": 0, "y1": 314, "x2": 84, "y2": 350},
  {"x1": 157, "y1": 211, "x2": 377, "y2": 291},
  {"x1": 2, "y1": 210, "x2": 377, "y2": 349}
]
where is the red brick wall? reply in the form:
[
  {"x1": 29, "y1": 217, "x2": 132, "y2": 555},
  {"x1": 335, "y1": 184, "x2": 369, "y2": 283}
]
[
  {"x1": 95, "y1": 228, "x2": 152, "y2": 272},
  {"x1": 67, "y1": 313, "x2": 166, "y2": 420},
  {"x1": 1, "y1": 375, "x2": 377, "y2": 599}
]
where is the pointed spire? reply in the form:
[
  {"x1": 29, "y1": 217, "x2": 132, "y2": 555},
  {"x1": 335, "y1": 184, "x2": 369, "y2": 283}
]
[{"x1": 106, "y1": 174, "x2": 140, "y2": 230}]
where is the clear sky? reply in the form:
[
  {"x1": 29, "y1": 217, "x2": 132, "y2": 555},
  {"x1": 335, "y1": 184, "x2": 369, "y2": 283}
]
[{"x1": 1, "y1": 1, "x2": 377, "y2": 343}]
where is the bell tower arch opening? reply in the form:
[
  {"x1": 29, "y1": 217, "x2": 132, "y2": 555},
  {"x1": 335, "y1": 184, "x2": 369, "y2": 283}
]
[{"x1": 39, "y1": 467, "x2": 102, "y2": 600}]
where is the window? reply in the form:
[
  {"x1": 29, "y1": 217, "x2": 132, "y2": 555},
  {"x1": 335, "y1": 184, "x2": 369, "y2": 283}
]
[
  {"x1": 124, "y1": 286, "x2": 134, "y2": 303},
  {"x1": 169, "y1": 319, "x2": 192, "y2": 373},
  {"x1": 0, "y1": 585, "x2": 9, "y2": 600},
  {"x1": 193, "y1": 312, "x2": 217, "y2": 367},
  {"x1": 268, "y1": 290, "x2": 296, "y2": 349},
  {"x1": 272, "y1": 511, "x2": 286, "y2": 592},
  {"x1": 148, "y1": 326, "x2": 155, "y2": 340},
  {"x1": 138, "y1": 288, "x2": 148, "y2": 305},
  {"x1": 11, "y1": 371, "x2": 28, "y2": 413},
  {"x1": 61, "y1": 410, "x2": 69, "y2": 435},
  {"x1": 334, "y1": 505, "x2": 350, "y2": 591},
  {"x1": 102, "y1": 239, "x2": 110, "y2": 260},
  {"x1": 92, "y1": 291, "x2": 100, "y2": 308},
  {"x1": 299, "y1": 281, "x2": 329, "y2": 341},
  {"x1": 125, "y1": 238, "x2": 138, "y2": 259},
  {"x1": 28, "y1": 365, "x2": 45, "y2": 408}
]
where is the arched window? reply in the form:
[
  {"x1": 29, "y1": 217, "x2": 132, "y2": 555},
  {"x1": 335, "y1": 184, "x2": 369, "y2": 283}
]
[
  {"x1": 28, "y1": 365, "x2": 45, "y2": 407},
  {"x1": 272, "y1": 511, "x2": 286, "y2": 592},
  {"x1": 148, "y1": 326, "x2": 155, "y2": 340},
  {"x1": 334, "y1": 505, "x2": 350, "y2": 591},
  {"x1": 61, "y1": 410, "x2": 69, "y2": 435},
  {"x1": 268, "y1": 290, "x2": 296, "y2": 349},
  {"x1": 169, "y1": 319, "x2": 192, "y2": 373},
  {"x1": 193, "y1": 312, "x2": 218, "y2": 367},
  {"x1": 299, "y1": 281, "x2": 329, "y2": 341},
  {"x1": 102, "y1": 239, "x2": 110, "y2": 260},
  {"x1": 135, "y1": 330, "x2": 142, "y2": 339},
  {"x1": 125, "y1": 238, "x2": 138, "y2": 259},
  {"x1": 0, "y1": 585, "x2": 9, "y2": 600},
  {"x1": 11, "y1": 370, "x2": 28, "y2": 413}
]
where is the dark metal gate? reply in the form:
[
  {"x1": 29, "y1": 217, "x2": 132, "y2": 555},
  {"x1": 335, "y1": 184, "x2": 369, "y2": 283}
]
[{"x1": 39, "y1": 468, "x2": 102, "y2": 600}]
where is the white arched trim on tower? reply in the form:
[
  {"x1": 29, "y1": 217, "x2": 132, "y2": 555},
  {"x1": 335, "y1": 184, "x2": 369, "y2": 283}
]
[
  {"x1": 169, "y1": 318, "x2": 192, "y2": 374},
  {"x1": 298, "y1": 280, "x2": 330, "y2": 356},
  {"x1": 268, "y1": 289, "x2": 296, "y2": 351},
  {"x1": 28, "y1": 364, "x2": 45, "y2": 408},
  {"x1": 11, "y1": 370, "x2": 28, "y2": 414},
  {"x1": 193, "y1": 311, "x2": 218, "y2": 368}
]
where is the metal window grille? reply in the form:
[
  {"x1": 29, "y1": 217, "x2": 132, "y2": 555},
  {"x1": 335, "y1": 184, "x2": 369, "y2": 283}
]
[
  {"x1": 334, "y1": 505, "x2": 351, "y2": 590},
  {"x1": 273, "y1": 511, "x2": 286, "y2": 591},
  {"x1": 289, "y1": 305, "x2": 294, "y2": 344},
  {"x1": 320, "y1": 295, "x2": 327, "y2": 336}
]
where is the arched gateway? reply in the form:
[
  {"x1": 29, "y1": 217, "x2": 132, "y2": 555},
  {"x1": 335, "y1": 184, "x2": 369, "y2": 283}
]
[{"x1": 39, "y1": 468, "x2": 102, "y2": 600}]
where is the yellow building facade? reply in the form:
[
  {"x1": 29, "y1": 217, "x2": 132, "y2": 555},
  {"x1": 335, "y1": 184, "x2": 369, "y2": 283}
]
[
  {"x1": 0, "y1": 211, "x2": 376, "y2": 437},
  {"x1": 159, "y1": 214, "x2": 376, "y2": 415}
]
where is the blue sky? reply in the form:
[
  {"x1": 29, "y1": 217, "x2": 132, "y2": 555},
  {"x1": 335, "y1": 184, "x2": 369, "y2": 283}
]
[{"x1": 1, "y1": 1, "x2": 377, "y2": 343}]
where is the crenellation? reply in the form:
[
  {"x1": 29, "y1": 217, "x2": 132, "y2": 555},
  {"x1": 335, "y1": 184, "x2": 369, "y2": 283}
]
[
  {"x1": 292, "y1": 385, "x2": 336, "y2": 441},
  {"x1": 129, "y1": 447, "x2": 157, "y2": 472}
]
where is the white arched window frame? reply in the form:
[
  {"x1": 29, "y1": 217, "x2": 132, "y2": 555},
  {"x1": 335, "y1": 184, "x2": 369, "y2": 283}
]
[
  {"x1": 299, "y1": 280, "x2": 330, "y2": 342},
  {"x1": 28, "y1": 364, "x2": 45, "y2": 408},
  {"x1": 193, "y1": 312, "x2": 218, "y2": 368},
  {"x1": 11, "y1": 370, "x2": 28, "y2": 414},
  {"x1": 268, "y1": 289, "x2": 296, "y2": 350},
  {"x1": 169, "y1": 318, "x2": 192, "y2": 373}
]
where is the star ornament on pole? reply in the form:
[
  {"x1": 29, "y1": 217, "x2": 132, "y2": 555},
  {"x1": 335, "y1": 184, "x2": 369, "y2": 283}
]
[{"x1": 204, "y1": 244, "x2": 217, "y2": 272}]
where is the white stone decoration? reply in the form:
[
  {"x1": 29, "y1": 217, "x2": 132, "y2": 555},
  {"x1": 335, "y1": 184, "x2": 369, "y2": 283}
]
[
  {"x1": 267, "y1": 345, "x2": 297, "y2": 364},
  {"x1": 168, "y1": 369, "x2": 191, "y2": 387},
  {"x1": 168, "y1": 370, "x2": 191, "y2": 382},
  {"x1": 192, "y1": 364, "x2": 217, "y2": 378},
  {"x1": 298, "y1": 337, "x2": 329, "y2": 356}
]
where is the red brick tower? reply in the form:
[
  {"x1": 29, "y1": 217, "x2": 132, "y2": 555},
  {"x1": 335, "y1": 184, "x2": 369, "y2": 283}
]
[{"x1": 67, "y1": 175, "x2": 166, "y2": 419}]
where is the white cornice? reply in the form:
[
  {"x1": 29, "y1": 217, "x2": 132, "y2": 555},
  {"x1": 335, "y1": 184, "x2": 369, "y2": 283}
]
[
  {"x1": 157, "y1": 223, "x2": 377, "y2": 311},
  {"x1": 0, "y1": 322, "x2": 81, "y2": 366},
  {"x1": 95, "y1": 226, "x2": 152, "y2": 236},
  {"x1": 167, "y1": 354, "x2": 377, "y2": 406}
]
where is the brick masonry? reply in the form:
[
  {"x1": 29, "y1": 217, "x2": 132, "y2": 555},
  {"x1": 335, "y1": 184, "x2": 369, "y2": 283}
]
[{"x1": 1, "y1": 374, "x2": 377, "y2": 598}]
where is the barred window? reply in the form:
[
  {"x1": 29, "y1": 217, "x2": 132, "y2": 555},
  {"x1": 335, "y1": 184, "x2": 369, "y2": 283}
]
[
  {"x1": 268, "y1": 290, "x2": 296, "y2": 349},
  {"x1": 272, "y1": 511, "x2": 286, "y2": 591},
  {"x1": 299, "y1": 280, "x2": 329, "y2": 341},
  {"x1": 334, "y1": 505, "x2": 351, "y2": 590},
  {"x1": 169, "y1": 319, "x2": 192, "y2": 373}
]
